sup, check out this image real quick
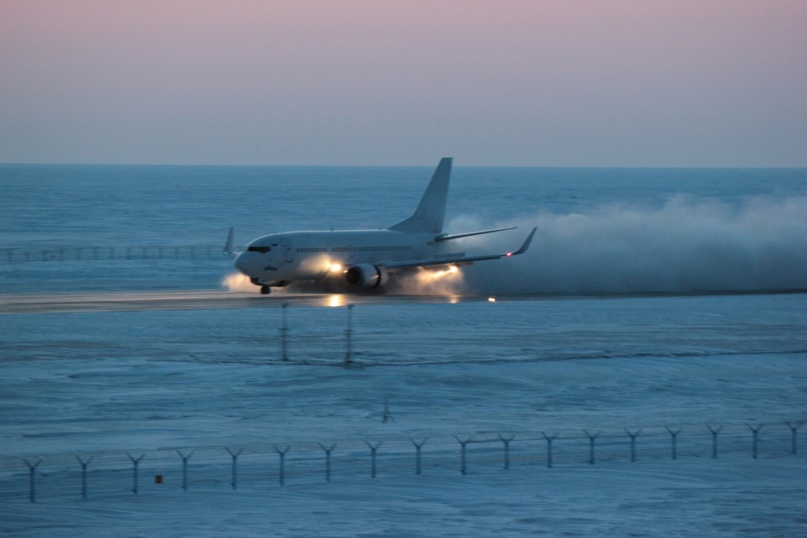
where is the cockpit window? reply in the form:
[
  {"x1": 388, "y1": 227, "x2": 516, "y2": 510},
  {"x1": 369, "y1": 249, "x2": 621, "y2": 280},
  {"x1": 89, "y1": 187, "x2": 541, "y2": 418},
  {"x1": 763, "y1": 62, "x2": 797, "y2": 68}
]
[{"x1": 247, "y1": 246, "x2": 271, "y2": 253}]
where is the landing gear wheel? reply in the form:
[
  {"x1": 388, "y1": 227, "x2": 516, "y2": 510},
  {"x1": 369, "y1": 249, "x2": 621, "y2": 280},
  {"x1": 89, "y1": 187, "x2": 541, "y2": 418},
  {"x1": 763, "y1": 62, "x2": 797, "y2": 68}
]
[{"x1": 260, "y1": 285, "x2": 271, "y2": 295}]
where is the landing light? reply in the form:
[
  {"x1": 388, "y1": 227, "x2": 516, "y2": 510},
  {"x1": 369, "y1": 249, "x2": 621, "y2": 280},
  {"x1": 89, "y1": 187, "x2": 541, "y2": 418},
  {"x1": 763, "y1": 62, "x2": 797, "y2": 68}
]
[
  {"x1": 329, "y1": 263, "x2": 343, "y2": 273},
  {"x1": 488, "y1": 297, "x2": 496, "y2": 302}
]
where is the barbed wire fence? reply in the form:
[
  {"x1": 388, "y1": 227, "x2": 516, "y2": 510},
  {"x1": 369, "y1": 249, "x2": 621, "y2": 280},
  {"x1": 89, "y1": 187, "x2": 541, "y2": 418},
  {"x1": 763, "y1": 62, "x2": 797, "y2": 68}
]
[{"x1": 1, "y1": 420, "x2": 802, "y2": 503}]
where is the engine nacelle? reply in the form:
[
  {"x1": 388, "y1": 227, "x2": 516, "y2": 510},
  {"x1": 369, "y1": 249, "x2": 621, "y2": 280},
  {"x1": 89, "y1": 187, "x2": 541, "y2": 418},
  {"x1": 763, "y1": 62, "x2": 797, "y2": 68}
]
[{"x1": 343, "y1": 264, "x2": 388, "y2": 288}]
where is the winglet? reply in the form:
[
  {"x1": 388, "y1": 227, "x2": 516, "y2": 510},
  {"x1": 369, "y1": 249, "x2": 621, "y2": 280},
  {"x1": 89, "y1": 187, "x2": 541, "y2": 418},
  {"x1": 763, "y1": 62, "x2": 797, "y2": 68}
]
[{"x1": 507, "y1": 227, "x2": 536, "y2": 257}]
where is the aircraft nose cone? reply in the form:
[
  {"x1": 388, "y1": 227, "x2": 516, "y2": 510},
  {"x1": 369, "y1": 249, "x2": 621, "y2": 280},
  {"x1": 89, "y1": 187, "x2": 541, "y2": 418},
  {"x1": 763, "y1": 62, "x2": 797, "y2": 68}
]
[{"x1": 233, "y1": 252, "x2": 251, "y2": 275}]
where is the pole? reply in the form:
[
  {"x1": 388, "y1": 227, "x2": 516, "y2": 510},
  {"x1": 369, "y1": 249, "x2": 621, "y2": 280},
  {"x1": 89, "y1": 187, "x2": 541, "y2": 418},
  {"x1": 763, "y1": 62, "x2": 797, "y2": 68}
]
[
  {"x1": 127, "y1": 454, "x2": 145, "y2": 495},
  {"x1": 177, "y1": 450, "x2": 194, "y2": 491},
  {"x1": 344, "y1": 304, "x2": 354, "y2": 366},
  {"x1": 280, "y1": 303, "x2": 289, "y2": 361},
  {"x1": 76, "y1": 456, "x2": 93, "y2": 499},
  {"x1": 24, "y1": 459, "x2": 42, "y2": 503},
  {"x1": 318, "y1": 444, "x2": 336, "y2": 482},
  {"x1": 708, "y1": 425, "x2": 722, "y2": 459},
  {"x1": 542, "y1": 433, "x2": 558, "y2": 468},
  {"x1": 365, "y1": 441, "x2": 382, "y2": 478},
  {"x1": 499, "y1": 435, "x2": 515, "y2": 470},
  {"x1": 410, "y1": 438, "x2": 427, "y2": 475},
  {"x1": 227, "y1": 448, "x2": 244, "y2": 490},
  {"x1": 786, "y1": 421, "x2": 801, "y2": 455},
  {"x1": 625, "y1": 429, "x2": 642, "y2": 462},
  {"x1": 584, "y1": 430, "x2": 600, "y2": 465},
  {"x1": 666, "y1": 427, "x2": 682, "y2": 460},
  {"x1": 274, "y1": 446, "x2": 290, "y2": 486},
  {"x1": 747, "y1": 424, "x2": 763, "y2": 459}
]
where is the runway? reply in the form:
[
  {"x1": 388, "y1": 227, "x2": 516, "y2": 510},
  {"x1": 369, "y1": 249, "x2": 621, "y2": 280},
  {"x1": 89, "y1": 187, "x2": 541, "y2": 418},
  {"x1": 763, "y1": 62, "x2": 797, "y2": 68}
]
[
  {"x1": 0, "y1": 289, "x2": 483, "y2": 314},
  {"x1": 3, "y1": 288, "x2": 802, "y2": 315}
]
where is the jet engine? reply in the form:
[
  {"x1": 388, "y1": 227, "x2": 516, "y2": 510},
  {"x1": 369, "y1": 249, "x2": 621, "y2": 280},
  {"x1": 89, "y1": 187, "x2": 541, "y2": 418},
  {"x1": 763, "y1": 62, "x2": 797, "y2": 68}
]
[{"x1": 343, "y1": 264, "x2": 388, "y2": 288}]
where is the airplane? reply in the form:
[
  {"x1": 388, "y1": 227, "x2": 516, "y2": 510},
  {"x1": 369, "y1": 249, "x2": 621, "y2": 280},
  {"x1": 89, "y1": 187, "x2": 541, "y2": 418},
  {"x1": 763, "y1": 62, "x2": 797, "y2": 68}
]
[{"x1": 227, "y1": 158, "x2": 535, "y2": 294}]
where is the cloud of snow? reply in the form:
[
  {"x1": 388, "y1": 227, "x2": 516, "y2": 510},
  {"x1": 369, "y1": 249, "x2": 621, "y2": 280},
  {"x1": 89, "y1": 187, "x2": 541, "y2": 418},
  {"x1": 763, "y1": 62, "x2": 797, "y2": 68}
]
[
  {"x1": 222, "y1": 272, "x2": 260, "y2": 293},
  {"x1": 455, "y1": 194, "x2": 807, "y2": 295}
]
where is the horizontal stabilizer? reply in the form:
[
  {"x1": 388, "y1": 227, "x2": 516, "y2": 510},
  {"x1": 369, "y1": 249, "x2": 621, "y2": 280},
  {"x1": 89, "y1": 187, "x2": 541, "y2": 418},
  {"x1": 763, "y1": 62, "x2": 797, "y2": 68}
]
[{"x1": 435, "y1": 227, "x2": 517, "y2": 242}]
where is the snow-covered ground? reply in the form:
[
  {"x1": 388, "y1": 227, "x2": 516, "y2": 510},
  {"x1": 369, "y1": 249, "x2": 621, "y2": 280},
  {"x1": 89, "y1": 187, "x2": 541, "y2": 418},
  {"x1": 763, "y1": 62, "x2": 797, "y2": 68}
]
[
  {"x1": 1, "y1": 292, "x2": 805, "y2": 536},
  {"x1": 2, "y1": 456, "x2": 805, "y2": 537},
  {"x1": 2, "y1": 164, "x2": 806, "y2": 535}
]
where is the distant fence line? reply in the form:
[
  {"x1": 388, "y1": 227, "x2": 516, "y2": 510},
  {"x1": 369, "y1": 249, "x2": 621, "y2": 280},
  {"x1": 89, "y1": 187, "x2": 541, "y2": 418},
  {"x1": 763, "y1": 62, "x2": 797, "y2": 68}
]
[
  {"x1": 1, "y1": 420, "x2": 802, "y2": 503},
  {"x1": 0, "y1": 245, "x2": 225, "y2": 263}
]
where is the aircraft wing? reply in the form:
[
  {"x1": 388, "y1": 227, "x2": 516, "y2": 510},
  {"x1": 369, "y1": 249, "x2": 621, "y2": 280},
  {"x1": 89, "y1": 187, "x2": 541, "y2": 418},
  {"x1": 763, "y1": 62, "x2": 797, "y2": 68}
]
[{"x1": 383, "y1": 227, "x2": 536, "y2": 271}]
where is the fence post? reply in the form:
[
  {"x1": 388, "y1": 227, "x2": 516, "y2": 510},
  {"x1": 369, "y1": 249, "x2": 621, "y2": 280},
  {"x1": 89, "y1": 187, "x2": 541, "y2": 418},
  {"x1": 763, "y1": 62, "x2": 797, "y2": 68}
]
[
  {"x1": 274, "y1": 446, "x2": 290, "y2": 486},
  {"x1": 76, "y1": 456, "x2": 93, "y2": 499},
  {"x1": 747, "y1": 424, "x2": 763, "y2": 459},
  {"x1": 409, "y1": 438, "x2": 427, "y2": 475},
  {"x1": 24, "y1": 458, "x2": 42, "y2": 503},
  {"x1": 785, "y1": 421, "x2": 801, "y2": 455},
  {"x1": 625, "y1": 429, "x2": 642, "y2": 462},
  {"x1": 707, "y1": 425, "x2": 722, "y2": 459},
  {"x1": 666, "y1": 427, "x2": 682, "y2": 460},
  {"x1": 344, "y1": 304, "x2": 355, "y2": 367},
  {"x1": 584, "y1": 430, "x2": 600, "y2": 465},
  {"x1": 280, "y1": 303, "x2": 289, "y2": 361},
  {"x1": 127, "y1": 454, "x2": 145, "y2": 495},
  {"x1": 365, "y1": 441, "x2": 382, "y2": 478},
  {"x1": 498, "y1": 435, "x2": 515, "y2": 470},
  {"x1": 382, "y1": 400, "x2": 393, "y2": 423},
  {"x1": 226, "y1": 448, "x2": 244, "y2": 490},
  {"x1": 455, "y1": 436, "x2": 473, "y2": 475},
  {"x1": 318, "y1": 444, "x2": 336, "y2": 482},
  {"x1": 176, "y1": 450, "x2": 194, "y2": 491},
  {"x1": 542, "y1": 432, "x2": 558, "y2": 468}
]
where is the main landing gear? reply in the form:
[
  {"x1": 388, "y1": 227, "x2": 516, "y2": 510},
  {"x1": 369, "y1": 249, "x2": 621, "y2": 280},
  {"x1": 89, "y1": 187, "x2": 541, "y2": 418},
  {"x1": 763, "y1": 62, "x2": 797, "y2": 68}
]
[{"x1": 253, "y1": 279, "x2": 289, "y2": 295}]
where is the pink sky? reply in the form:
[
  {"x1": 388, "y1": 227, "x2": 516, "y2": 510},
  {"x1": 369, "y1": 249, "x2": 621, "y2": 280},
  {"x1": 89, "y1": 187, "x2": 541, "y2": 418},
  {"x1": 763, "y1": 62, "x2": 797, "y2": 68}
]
[{"x1": 1, "y1": 0, "x2": 805, "y2": 166}]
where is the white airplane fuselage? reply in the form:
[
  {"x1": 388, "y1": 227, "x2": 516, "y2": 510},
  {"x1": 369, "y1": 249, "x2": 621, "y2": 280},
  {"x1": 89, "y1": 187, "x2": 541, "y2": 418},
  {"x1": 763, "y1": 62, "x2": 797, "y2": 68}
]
[
  {"x1": 235, "y1": 230, "x2": 458, "y2": 285},
  {"x1": 231, "y1": 158, "x2": 535, "y2": 294}
]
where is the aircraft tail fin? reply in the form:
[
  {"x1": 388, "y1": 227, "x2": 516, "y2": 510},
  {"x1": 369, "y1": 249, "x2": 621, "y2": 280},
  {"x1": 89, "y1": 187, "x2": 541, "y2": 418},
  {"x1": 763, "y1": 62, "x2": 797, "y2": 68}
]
[
  {"x1": 224, "y1": 227, "x2": 236, "y2": 258},
  {"x1": 389, "y1": 158, "x2": 452, "y2": 234}
]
